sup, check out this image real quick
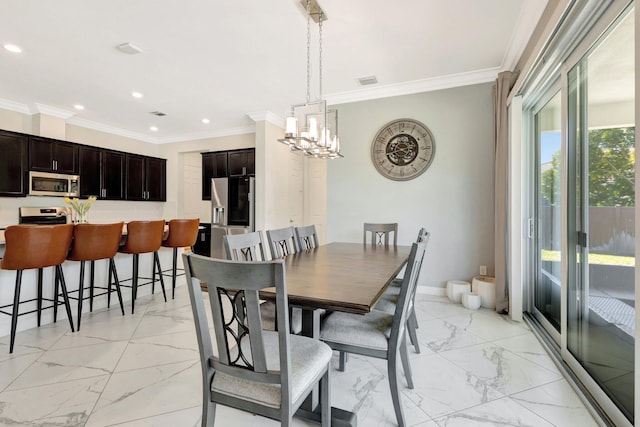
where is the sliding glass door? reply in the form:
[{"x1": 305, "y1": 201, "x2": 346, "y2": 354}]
[
  {"x1": 534, "y1": 91, "x2": 562, "y2": 337},
  {"x1": 566, "y1": 9, "x2": 635, "y2": 421}
]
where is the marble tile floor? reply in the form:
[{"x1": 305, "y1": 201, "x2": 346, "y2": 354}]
[{"x1": 0, "y1": 286, "x2": 602, "y2": 427}]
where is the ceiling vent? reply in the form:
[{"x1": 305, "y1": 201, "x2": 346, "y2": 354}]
[
  {"x1": 116, "y1": 42, "x2": 143, "y2": 55},
  {"x1": 150, "y1": 111, "x2": 166, "y2": 117},
  {"x1": 357, "y1": 75, "x2": 378, "y2": 86}
]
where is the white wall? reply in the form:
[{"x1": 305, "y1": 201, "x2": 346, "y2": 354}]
[{"x1": 327, "y1": 83, "x2": 495, "y2": 288}]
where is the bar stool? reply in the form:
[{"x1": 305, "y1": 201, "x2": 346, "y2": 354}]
[
  {"x1": 0, "y1": 224, "x2": 75, "y2": 353},
  {"x1": 161, "y1": 218, "x2": 200, "y2": 299},
  {"x1": 67, "y1": 222, "x2": 125, "y2": 330},
  {"x1": 118, "y1": 220, "x2": 167, "y2": 314}
]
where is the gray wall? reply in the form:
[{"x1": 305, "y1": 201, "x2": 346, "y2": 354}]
[{"x1": 326, "y1": 83, "x2": 495, "y2": 288}]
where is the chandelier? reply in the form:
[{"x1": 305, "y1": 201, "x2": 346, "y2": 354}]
[{"x1": 277, "y1": 0, "x2": 342, "y2": 159}]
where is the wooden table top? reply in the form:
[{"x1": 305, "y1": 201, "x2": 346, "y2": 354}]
[{"x1": 261, "y1": 242, "x2": 411, "y2": 315}]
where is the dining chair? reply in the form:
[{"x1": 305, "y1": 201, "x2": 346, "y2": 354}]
[
  {"x1": 294, "y1": 225, "x2": 319, "y2": 251},
  {"x1": 183, "y1": 253, "x2": 332, "y2": 427},
  {"x1": 363, "y1": 222, "x2": 398, "y2": 246},
  {"x1": 224, "y1": 231, "x2": 301, "y2": 334},
  {"x1": 223, "y1": 231, "x2": 270, "y2": 261},
  {"x1": 266, "y1": 226, "x2": 300, "y2": 259},
  {"x1": 376, "y1": 228, "x2": 430, "y2": 353},
  {"x1": 320, "y1": 242, "x2": 427, "y2": 427}
]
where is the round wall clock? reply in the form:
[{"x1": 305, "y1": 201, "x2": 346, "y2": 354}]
[{"x1": 371, "y1": 118, "x2": 435, "y2": 181}]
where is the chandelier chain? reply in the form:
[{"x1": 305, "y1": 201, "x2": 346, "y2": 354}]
[
  {"x1": 306, "y1": 0, "x2": 311, "y2": 104},
  {"x1": 319, "y1": 12, "x2": 323, "y2": 99}
]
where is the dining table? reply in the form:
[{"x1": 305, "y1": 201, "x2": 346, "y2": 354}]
[{"x1": 260, "y1": 241, "x2": 412, "y2": 427}]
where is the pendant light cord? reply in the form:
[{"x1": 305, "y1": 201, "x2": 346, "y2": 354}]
[{"x1": 306, "y1": 0, "x2": 311, "y2": 104}]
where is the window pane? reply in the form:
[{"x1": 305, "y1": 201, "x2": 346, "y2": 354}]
[{"x1": 567, "y1": 9, "x2": 635, "y2": 421}]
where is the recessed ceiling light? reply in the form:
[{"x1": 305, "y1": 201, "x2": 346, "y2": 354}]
[
  {"x1": 202, "y1": 118, "x2": 210, "y2": 124},
  {"x1": 3, "y1": 43, "x2": 22, "y2": 53},
  {"x1": 150, "y1": 126, "x2": 158, "y2": 132},
  {"x1": 73, "y1": 104, "x2": 85, "y2": 110},
  {"x1": 131, "y1": 91, "x2": 143, "y2": 99}
]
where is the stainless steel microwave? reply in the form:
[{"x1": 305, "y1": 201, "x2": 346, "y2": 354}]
[{"x1": 29, "y1": 171, "x2": 80, "y2": 197}]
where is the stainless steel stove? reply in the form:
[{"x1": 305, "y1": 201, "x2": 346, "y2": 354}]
[{"x1": 19, "y1": 207, "x2": 69, "y2": 225}]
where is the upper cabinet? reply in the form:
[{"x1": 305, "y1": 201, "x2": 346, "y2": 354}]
[
  {"x1": 228, "y1": 149, "x2": 255, "y2": 176},
  {"x1": 0, "y1": 130, "x2": 28, "y2": 197},
  {"x1": 79, "y1": 147, "x2": 125, "y2": 200},
  {"x1": 201, "y1": 148, "x2": 254, "y2": 200},
  {"x1": 29, "y1": 136, "x2": 78, "y2": 174},
  {"x1": 201, "y1": 151, "x2": 228, "y2": 200},
  {"x1": 125, "y1": 154, "x2": 166, "y2": 201}
]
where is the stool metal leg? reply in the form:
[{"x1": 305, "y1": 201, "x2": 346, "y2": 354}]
[
  {"x1": 110, "y1": 258, "x2": 125, "y2": 315},
  {"x1": 9, "y1": 270, "x2": 23, "y2": 353},
  {"x1": 132, "y1": 254, "x2": 139, "y2": 314},
  {"x1": 77, "y1": 261, "x2": 86, "y2": 331},
  {"x1": 107, "y1": 261, "x2": 112, "y2": 309},
  {"x1": 56, "y1": 265, "x2": 75, "y2": 333},
  {"x1": 154, "y1": 251, "x2": 167, "y2": 302},
  {"x1": 53, "y1": 270, "x2": 60, "y2": 323},
  {"x1": 151, "y1": 255, "x2": 156, "y2": 295},
  {"x1": 36, "y1": 268, "x2": 43, "y2": 327},
  {"x1": 171, "y1": 247, "x2": 178, "y2": 299},
  {"x1": 89, "y1": 260, "x2": 95, "y2": 312}
]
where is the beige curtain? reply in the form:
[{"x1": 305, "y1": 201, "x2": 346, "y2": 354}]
[{"x1": 493, "y1": 71, "x2": 512, "y2": 314}]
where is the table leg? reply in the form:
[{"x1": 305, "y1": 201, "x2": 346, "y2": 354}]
[{"x1": 299, "y1": 307, "x2": 358, "y2": 427}]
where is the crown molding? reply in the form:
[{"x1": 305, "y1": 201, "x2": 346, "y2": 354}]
[
  {"x1": 0, "y1": 98, "x2": 31, "y2": 115},
  {"x1": 31, "y1": 103, "x2": 76, "y2": 119},
  {"x1": 501, "y1": 0, "x2": 548, "y2": 71},
  {"x1": 155, "y1": 125, "x2": 256, "y2": 144},
  {"x1": 324, "y1": 68, "x2": 500, "y2": 105},
  {"x1": 246, "y1": 110, "x2": 285, "y2": 128},
  {"x1": 66, "y1": 117, "x2": 158, "y2": 143}
]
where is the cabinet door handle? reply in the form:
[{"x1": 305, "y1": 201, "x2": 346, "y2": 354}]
[{"x1": 53, "y1": 160, "x2": 57, "y2": 170}]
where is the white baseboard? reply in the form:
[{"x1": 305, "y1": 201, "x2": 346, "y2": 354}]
[{"x1": 416, "y1": 286, "x2": 446, "y2": 296}]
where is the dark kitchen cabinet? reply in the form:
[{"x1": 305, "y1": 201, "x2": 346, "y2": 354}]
[
  {"x1": 125, "y1": 154, "x2": 166, "y2": 201},
  {"x1": 0, "y1": 130, "x2": 28, "y2": 196},
  {"x1": 228, "y1": 149, "x2": 255, "y2": 176},
  {"x1": 201, "y1": 152, "x2": 228, "y2": 200},
  {"x1": 29, "y1": 136, "x2": 78, "y2": 174},
  {"x1": 79, "y1": 147, "x2": 125, "y2": 199}
]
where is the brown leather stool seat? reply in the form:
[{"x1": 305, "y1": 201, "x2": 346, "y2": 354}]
[
  {"x1": 161, "y1": 218, "x2": 199, "y2": 299},
  {"x1": 0, "y1": 224, "x2": 75, "y2": 353},
  {"x1": 118, "y1": 220, "x2": 167, "y2": 314},
  {"x1": 67, "y1": 222, "x2": 125, "y2": 330}
]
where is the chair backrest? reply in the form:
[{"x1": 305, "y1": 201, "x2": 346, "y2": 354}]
[
  {"x1": 416, "y1": 228, "x2": 430, "y2": 244},
  {"x1": 363, "y1": 222, "x2": 398, "y2": 246},
  {"x1": 68, "y1": 222, "x2": 124, "y2": 261},
  {"x1": 390, "y1": 242, "x2": 426, "y2": 348},
  {"x1": 163, "y1": 218, "x2": 200, "y2": 248},
  {"x1": 266, "y1": 226, "x2": 299, "y2": 258},
  {"x1": 1, "y1": 224, "x2": 74, "y2": 270},
  {"x1": 295, "y1": 225, "x2": 319, "y2": 251},
  {"x1": 223, "y1": 231, "x2": 270, "y2": 261},
  {"x1": 120, "y1": 220, "x2": 166, "y2": 254},
  {"x1": 183, "y1": 253, "x2": 293, "y2": 404}
]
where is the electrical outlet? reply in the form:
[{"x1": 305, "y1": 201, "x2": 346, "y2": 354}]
[{"x1": 480, "y1": 265, "x2": 487, "y2": 275}]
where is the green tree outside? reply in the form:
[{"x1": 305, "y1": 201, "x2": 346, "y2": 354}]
[{"x1": 541, "y1": 127, "x2": 635, "y2": 207}]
